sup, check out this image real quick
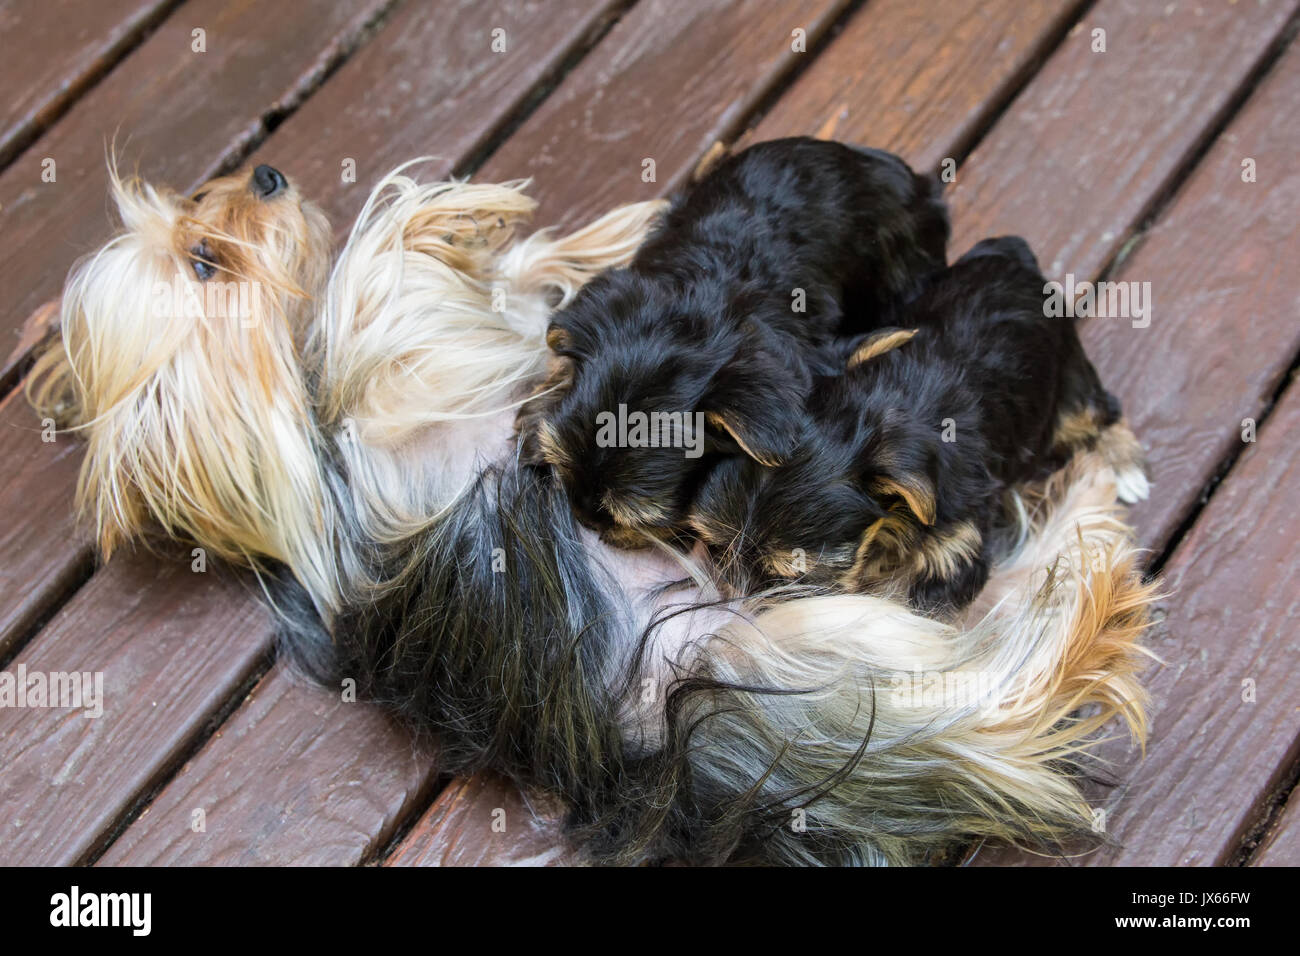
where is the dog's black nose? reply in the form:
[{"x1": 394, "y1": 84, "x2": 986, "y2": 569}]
[{"x1": 251, "y1": 164, "x2": 287, "y2": 199}]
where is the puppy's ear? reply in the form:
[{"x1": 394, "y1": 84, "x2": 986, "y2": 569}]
[
  {"x1": 865, "y1": 431, "x2": 939, "y2": 527},
  {"x1": 704, "y1": 411, "x2": 795, "y2": 467},
  {"x1": 701, "y1": 350, "x2": 805, "y2": 467},
  {"x1": 869, "y1": 473, "x2": 936, "y2": 526},
  {"x1": 516, "y1": 354, "x2": 575, "y2": 467},
  {"x1": 846, "y1": 327, "x2": 917, "y2": 369}
]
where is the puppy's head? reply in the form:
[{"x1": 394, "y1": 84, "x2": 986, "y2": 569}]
[
  {"x1": 29, "y1": 162, "x2": 333, "y2": 578},
  {"x1": 690, "y1": 369, "x2": 942, "y2": 590},
  {"x1": 520, "y1": 279, "x2": 807, "y2": 547}
]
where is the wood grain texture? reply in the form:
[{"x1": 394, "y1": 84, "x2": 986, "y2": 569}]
[
  {"x1": 1252, "y1": 796, "x2": 1300, "y2": 866},
  {"x1": 386, "y1": 773, "x2": 579, "y2": 867},
  {"x1": 97, "y1": 663, "x2": 435, "y2": 865},
  {"x1": 746, "y1": 0, "x2": 1088, "y2": 170},
  {"x1": 241, "y1": 0, "x2": 626, "y2": 229},
  {"x1": 0, "y1": 391, "x2": 88, "y2": 659},
  {"x1": 0, "y1": 0, "x2": 175, "y2": 168},
  {"x1": 948, "y1": 0, "x2": 1298, "y2": 275},
  {"x1": 975, "y1": 38, "x2": 1300, "y2": 868},
  {"x1": 977, "y1": 393, "x2": 1300, "y2": 868},
  {"x1": 0, "y1": 0, "x2": 395, "y2": 383},
  {"x1": 1086, "y1": 41, "x2": 1300, "y2": 551},
  {"x1": 1077, "y1": 382, "x2": 1300, "y2": 865},
  {"x1": 0, "y1": 552, "x2": 272, "y2": 865},
  {"x1": 477, "y1": 0, "x2": 854, "y2": 231}
]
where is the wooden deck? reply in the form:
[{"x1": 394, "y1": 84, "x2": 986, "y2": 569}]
[{"x1": 0, "y1": 0, "x2": 1297, "y2": 866}]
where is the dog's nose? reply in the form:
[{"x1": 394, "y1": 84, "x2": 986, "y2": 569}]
[{"x1": 251, "y1": 164, "x2": 287, "y2": 199}]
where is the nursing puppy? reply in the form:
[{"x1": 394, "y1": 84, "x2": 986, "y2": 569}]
[
  {"x1": 31, "y1": 162, "x2": 1155, "y2": 866},
  {"x1": 521, "y1": 137, "x2": 950, "y2": 547},
  {"x1": 690, "y1": 237, "x2": 1149, "y2": 612}
]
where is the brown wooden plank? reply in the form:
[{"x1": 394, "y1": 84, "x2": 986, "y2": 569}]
[
  {"x1": 385, "y1": 773, "x2": 578, "y2": 867},
  {"x1": 0, "y1": 0, "x2": 177, "y2": 169},
  {"x1": 1083, "y1": 41, "x2": 1300, "y2": 551},
  {"x1": 0, "y1": 0, "x2": 396, "y2": 384},
  {"x1": 0, "y1": 552, "x2": 271, "y2": 865},
  {"x1": 1078, "y1": 382, "x2": 1300, "y2": 865},
  {"x1": 947, "y1": 0, "x2": 1298, "y2": 276},
  {"x1": 0, "y1": 390, "x2": 88, "y2": 659},
  {"x1": 476, "y1": 0, "x2": 854, "y2": 231},
  {"x1": 1253, "y1": 796, "x2": 1300, "y2": 866},
  {"x1": 240, "y1": 0, "x2": 627, "y2": 229},
  {"x1": 96, "y1": 664, "x2": 434, "y2": 865},
  {"x1": 745, "y1": 0, "x2": 1088, "y2": 171},
  {"x1": 973, "y1": 36, "x2": 1300, "y2": 868}
]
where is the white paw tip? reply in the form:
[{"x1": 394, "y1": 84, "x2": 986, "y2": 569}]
[{"x1": 1115, "y1": 467, "x2": 1151, "y2": 504}]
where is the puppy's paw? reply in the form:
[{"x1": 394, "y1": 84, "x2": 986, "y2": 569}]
[
  {"x1": 1114, "y1": 463, "x2": 1151, "y2": 504},
  {"x1": 1096, "y1": 421, "x2": 1149, "y2": 504}
]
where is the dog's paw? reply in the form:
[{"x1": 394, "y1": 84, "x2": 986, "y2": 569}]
[{"x1": 1114, "y1": 464, "x2": 1150, "y2": 504}]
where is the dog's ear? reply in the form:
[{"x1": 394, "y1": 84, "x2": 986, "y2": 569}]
[
  {"x1": 865, "y1": 430, "x2": 939, "y2": 527},
  {"x1": 868, "y1": 473, "x2": 936, "y2": 526},
  {"x1": 846, "y1": 327, "x2": 917, "y2": 369},
  {"x1": 702, "y1": 369, "x2": 804, "y2": 467}
]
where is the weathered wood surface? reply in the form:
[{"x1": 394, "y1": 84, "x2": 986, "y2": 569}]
[
  {"x1": 0, "y1": 554, "x2": 272, "y2": 865},
  {"x1": 1085, "y1": 379, "x2": 1300, "y2": 866},
  {"x1": 0, "y1": 387, "x2": 88, "y2": 659},
  {"x1": 477, "y1": 0, "x2": 854, "y2": 230},
  {"x1": 744, "y1": 0, "x2": 1088, "y2": 170},
  {"x1": 964, "y1": 18, "x2": 1300, "y2": 868},
  {"x1": 947, "y1": 0, "x2": 1298, "y2": 274},
  {"x1": 1253, "y1": 795, "x2": 1300, "y2": 866},
  {"x1": 0, "y1": 0, "x2": 176, "y2": 169},
  {"x1": 386, "y1": 773, "x2": 578, "y2": 867},
  {"x1": 0, "y1": 0, "x2": 397, "y2": 384},
  {"x1": 97, "y1": 664, "x2": 436, "y2": 866}
]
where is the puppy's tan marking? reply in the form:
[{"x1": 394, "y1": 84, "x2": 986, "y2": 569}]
[
  {"x1": 912, "y1": 521, "x2": 982, "y2": 580},
  {"x1": 545, "y1": 326, "x2": 570, "y2": 352},
  {"x1": 705, "y1": 412, "x2": 785, "y2": 467},
  {"x1": 815, "y1": 105, "x2": 847, "y2": 142},
  {"x1": 847, "y1": 327, "x2": 918, "y2": 369},
  {"x1": 693, "y1": 141, "x2": 729, "y2": 182},
  {"x1": 870, "y1": 475, "x2": 936, "y2": 526}
]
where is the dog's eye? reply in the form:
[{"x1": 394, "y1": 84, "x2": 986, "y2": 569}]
[
  {"x1": 191, "y1": 191, "x2": 209, "y2": 204},
  {"x1": 190, "y1": 242, "x2": 217, "y2": 281}
]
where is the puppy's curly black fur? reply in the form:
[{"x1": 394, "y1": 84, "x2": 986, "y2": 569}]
[
  {"x1": 690, "y1": 236, "x2": 1126, "y2": 613},
  {"x1": 520, "y1": 137, "x2": 949, "y2": 546}
]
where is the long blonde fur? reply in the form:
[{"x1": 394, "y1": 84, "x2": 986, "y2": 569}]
[{"x1": 665, "y1": 453, "x2": 1155, "y2": 864}]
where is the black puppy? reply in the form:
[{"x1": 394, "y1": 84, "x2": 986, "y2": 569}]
[
  {"x1": 689, "y1": 236, "x2": 1146, "y2": 612},
  {"x1": 519, "y1": 137, "x2": 949, "y2": 548}
]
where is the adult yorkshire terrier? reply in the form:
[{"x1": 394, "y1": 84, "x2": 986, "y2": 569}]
[
  {"x1": 31, "y1": 159, "x2": 1156, "y2": 866},
  {"x1": 691, "y1": 236, "x2": 1150, "y2": 613},
  {"x1": 29, "y1": 159, "x2": 663, "y2": 620},
  {"x1": 521, "y1": 138, "x2": 950, "y2": 548}
]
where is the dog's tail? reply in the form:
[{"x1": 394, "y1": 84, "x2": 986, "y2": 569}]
[
  {"x1": 577, "y1": 452, "x2": 1156, "y2": 865},
  {"x1": 495, "y1": 199, "x2": 667, "y2": 314}
]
